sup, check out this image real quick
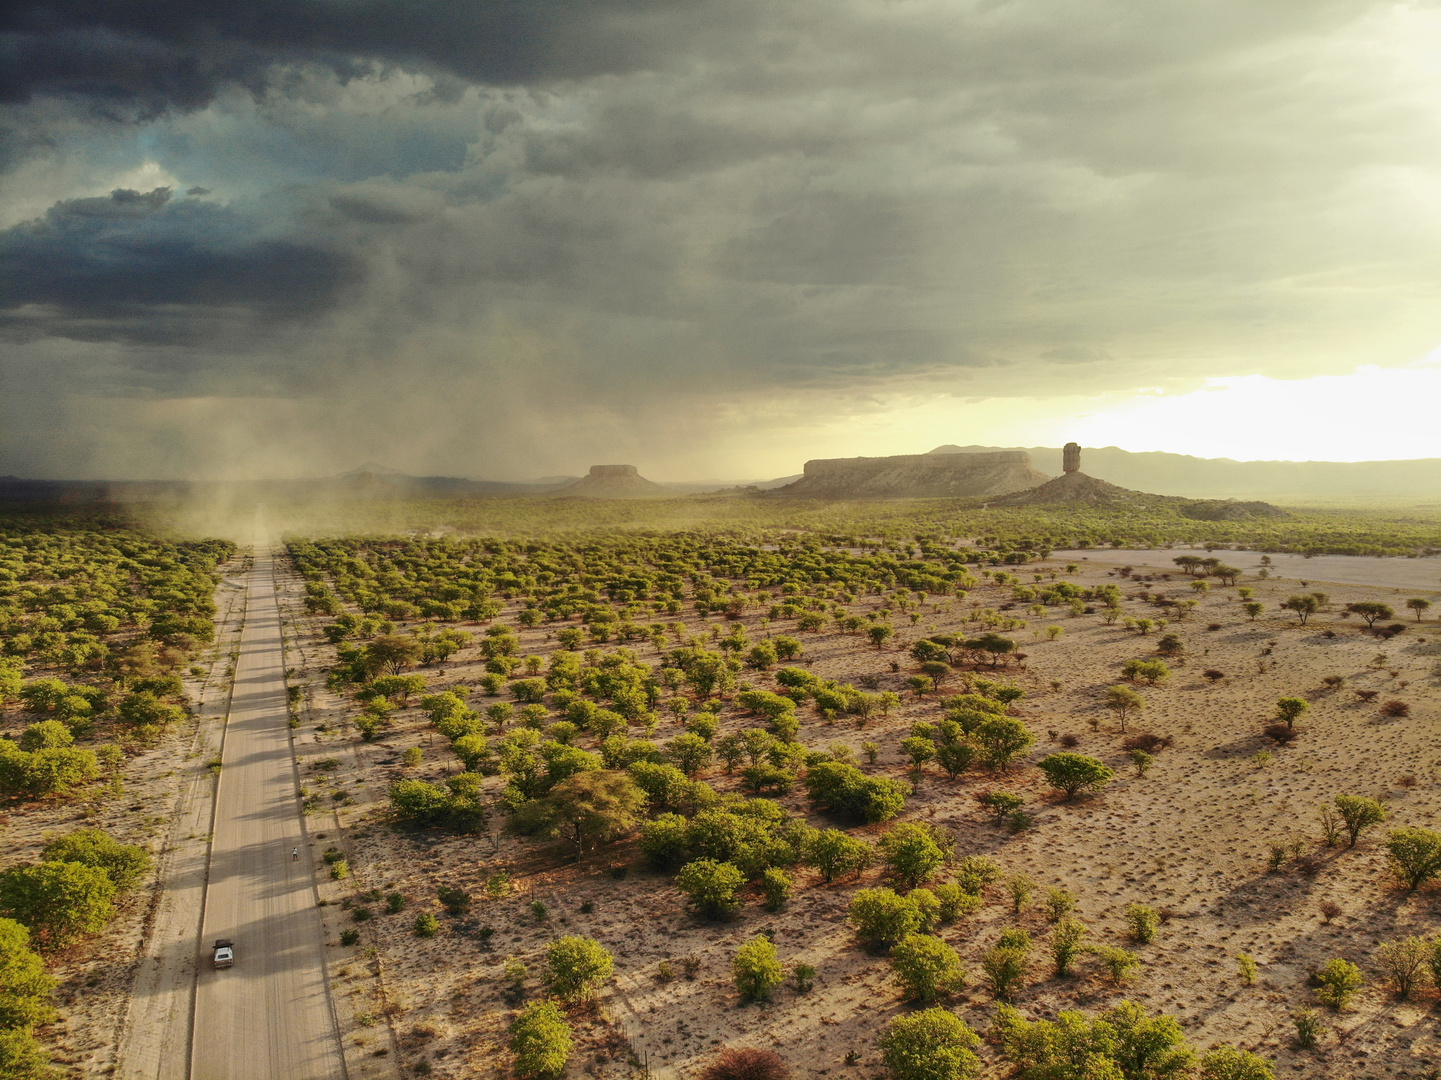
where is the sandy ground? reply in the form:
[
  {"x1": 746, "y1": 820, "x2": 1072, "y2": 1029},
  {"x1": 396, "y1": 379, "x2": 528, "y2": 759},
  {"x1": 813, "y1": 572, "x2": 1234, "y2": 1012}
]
[
  {"x1": 1056, "y1": 548, "x2": 1441, "y2": 592},
  {"x1": 272, "y1": 548, "x2": 1441, "y2": 1080}
]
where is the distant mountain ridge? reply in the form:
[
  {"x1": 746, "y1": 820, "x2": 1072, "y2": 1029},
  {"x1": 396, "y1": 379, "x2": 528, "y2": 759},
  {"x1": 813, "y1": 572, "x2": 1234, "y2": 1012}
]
[{"x1": 928, "y1": 445, "x2": 1441, "y2": 498}]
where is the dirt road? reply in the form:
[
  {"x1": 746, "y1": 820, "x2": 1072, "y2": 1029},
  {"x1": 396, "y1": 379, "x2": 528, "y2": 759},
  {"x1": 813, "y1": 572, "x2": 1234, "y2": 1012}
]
[{"x1": 192, "y1": 550, "x2": 345, "y2": 1080}]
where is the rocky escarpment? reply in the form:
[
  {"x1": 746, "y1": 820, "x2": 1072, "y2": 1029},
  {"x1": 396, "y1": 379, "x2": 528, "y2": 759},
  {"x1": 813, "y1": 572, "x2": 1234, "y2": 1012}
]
[
  {"x1": 773, "y1": 451, "x2": 1049, "y2": 499},
  {"x1": 556, "y1": 464, "x2": 670, "y2": 500}
]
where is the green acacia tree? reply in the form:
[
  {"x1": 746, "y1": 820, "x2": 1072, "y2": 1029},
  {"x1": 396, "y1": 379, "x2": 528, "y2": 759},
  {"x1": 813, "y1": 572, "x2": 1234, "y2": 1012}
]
[
  {"x1": 509, "y1": 771, "x2": 648, "y2": 857},
  {"x1": 1198, "y1": 1046, "x2": 1274, "y2": 1080},
  {"x1": 1346, "y1": 601, "x2": 1394, "y2": 628},
  {"x1": 992, "y1": 1000, "x2": 1194, "y2": 1079},
  {"x1": 878, "y1": 823, "x2": 948, "y2": 890},
  {"x1": 878, "y1": 1009, "x2": 982, "y2": 1080},
  {"x1": 900, "y1": 736, "x2": 936, "y2": 778},
  {"x1": 1037, "y1": 754, "x2": 1114, "y2": 801},
  {"x1": 0, "y1": 862, "x2": 116, "y2": 948},
  {"x1": 974, "y1": 717, "x2": 1035, "y2": 773},
  {"x1": 664, "y1": 733, "x2": 714, "y2": 777},
  {"x1": 0, "y1": 919, "x2": 54, "y2": 1030},
  {"x1": 1281, "y1": 595, "x2": 1320, "y2": 624},
  {"x1": 1274, "y1": 697, "x2": 1309, "y2": 729},
  {"x1": 544, "y1": 936, "x2": 614, "y2": 1003},
  {"x1": 1050, "y1": 917, "x2": 1088, "y2": 977},
  {"x1": 0, "y1": 1025, "x2": 56, "y2": 1080},
  {"x1": 1104, "y1": 685, "x2": 1145, "y2": 731},
  {"x1": 889, "y1": 933, "x2": 966, "y2": 1003},
  {"x1": 1384, "y1": 827, "x2": 1441, "y2": 891},
  {"x1": 848, "y1": 888, "x2": 922, "y2": 948},
  {"x1": 510, "y1": 1001, "x2": 573, "y2": 1079},
  {"x1": 677, "y1": 859, "x2": 746, "y2": 920},
  {"x1": 1314, "y1": 958, "x2": 1363, "y2": 1010},
  {"x1": 1334, "y1": 795, "x2": 1386, "y2": 847},
  {"x1": 40, "y1": 831, "x2": 149, "y2": 891},
  {"x1": 867, "y1": 624, "x2": 895, "y2": 650},
  {"x1": 805, "y1": 830, "x2": 873, "y2": 883},
  {"x1": 934, "y1": 741, "x2": 976, "y2": 779}
]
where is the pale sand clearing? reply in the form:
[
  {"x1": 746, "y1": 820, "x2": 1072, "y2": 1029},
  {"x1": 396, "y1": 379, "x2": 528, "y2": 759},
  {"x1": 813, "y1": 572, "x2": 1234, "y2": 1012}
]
[{"x1": 1057, "y1": 549, "x2": 1441, "y2": 592}]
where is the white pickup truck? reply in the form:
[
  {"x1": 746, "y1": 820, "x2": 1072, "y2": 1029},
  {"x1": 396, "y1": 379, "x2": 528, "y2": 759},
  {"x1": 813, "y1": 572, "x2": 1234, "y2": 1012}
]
[{"x1": 212, "y1": 939, "x2": 234, "y2": 969}]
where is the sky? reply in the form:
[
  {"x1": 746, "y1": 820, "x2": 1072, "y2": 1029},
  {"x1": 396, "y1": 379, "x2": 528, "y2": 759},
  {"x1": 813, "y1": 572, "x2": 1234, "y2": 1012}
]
[{"x1": 3, "y1": 0, "x2": 1441, "y2": 481}]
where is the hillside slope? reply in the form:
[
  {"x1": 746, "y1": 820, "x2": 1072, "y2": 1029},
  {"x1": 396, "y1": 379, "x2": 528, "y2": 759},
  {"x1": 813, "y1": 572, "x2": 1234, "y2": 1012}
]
[{"x1": 556, "y1": 464, "x2": 670, "y2": 499}]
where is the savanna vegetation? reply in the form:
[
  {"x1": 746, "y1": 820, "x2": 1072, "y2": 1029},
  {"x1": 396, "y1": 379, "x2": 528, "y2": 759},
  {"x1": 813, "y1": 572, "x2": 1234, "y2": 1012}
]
[
  {"x1": 278, "y1": 501, "x2": 1441, "y2": 1080},
  {"x1": 0, "y1": 508, "x2": 236, "y2": 1075}
]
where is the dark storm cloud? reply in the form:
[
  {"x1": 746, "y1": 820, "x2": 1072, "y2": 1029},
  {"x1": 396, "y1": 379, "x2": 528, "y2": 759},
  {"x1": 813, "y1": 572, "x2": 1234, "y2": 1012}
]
[
  {"x1": 0, "y1": 187, "x2": 361, "y2": 344},
  {"x1": 0, "y1": 0, "x2": 726, "y2": 114}
]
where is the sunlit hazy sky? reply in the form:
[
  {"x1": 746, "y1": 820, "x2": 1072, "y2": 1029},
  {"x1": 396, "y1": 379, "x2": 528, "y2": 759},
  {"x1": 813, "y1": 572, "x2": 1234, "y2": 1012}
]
[{"x1": 3, "y1": 1, "x2": 1441, "y2": 480}]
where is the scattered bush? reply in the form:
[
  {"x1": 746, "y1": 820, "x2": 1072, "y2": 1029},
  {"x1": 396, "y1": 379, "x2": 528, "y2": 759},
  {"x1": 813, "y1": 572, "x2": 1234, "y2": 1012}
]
[
  {"x1": 1198, "y1": 1046, "x2": 1274, "y2": 1080},
  {"x1": 975, "y1": 790, "x2": 1024, "y2": 827},
  {"x1": 1236, "y1": 953, "x2": 1258, "y2": 986},
  {"x1": 0, "y1": 918, "x2": 54, "y2": 1029},
  {"x1": 934, "y1": 883, "x2": 983, "y2": 924},
  {"x1": 805, "y1": 830, "x2": 873, "y2": 883},
  {"x1": 699, "y1": 1048, "x2": 791, "y2": 1080},
  {"x1": 993, "y1": 1000, "x2": 1192, "y2": 1078},
  {"x1": 1050, "y1": 917, "x2": 1088, "y2": 977},
  {"x1": 804, "y1": 762, "x2": 907, "y2": 824},
  {"x1": 1292, "y1": 1007, "x2": 1324, "y2": 1049},
  {"x1": 981, "y1": 945, "x2": 1028, "y2": 1001},
  {"x1": 1090, "y1": 945, "x2": 1141, "y2": 985},
  {"x1": 1313, "y1": 958, "x2": 1363, "y2": 1010},
  {"x1": 732, "y1": 936, "x2": 784, "y2": 1003},
  {"x1": 748, "y1": 864, "x2": 788, "y2": 912},
  {"x1": 1125, "y1": 903, "x2": 1160, "y2": 944}
]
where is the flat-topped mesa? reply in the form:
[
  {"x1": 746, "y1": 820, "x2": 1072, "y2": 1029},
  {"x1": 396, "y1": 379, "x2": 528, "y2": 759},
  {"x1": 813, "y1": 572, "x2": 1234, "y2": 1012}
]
[
  {"x1": 557, "y1": 463, "x2": 668, "y2": 499},
  {"x1": 775, "y1": 450, "x2": 1048, "y2": 499}
]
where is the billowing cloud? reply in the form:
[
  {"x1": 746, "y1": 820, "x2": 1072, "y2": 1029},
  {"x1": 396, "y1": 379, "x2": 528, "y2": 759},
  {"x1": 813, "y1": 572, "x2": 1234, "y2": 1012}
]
[
  {"x1": 0, "y1": 186, "x2": 362, "y2": 343},
  {"x1": 2, "y1": 0, "x2": 1441, "y2": 479}
]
